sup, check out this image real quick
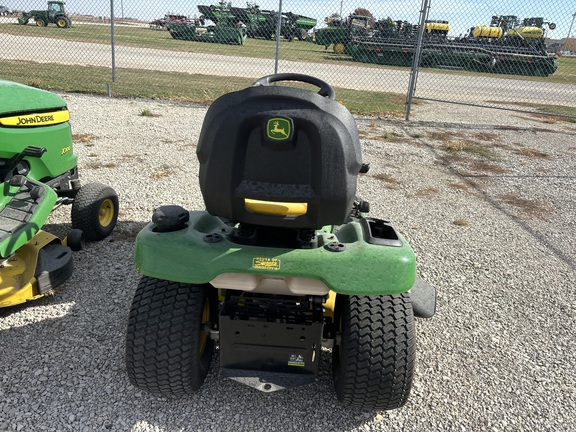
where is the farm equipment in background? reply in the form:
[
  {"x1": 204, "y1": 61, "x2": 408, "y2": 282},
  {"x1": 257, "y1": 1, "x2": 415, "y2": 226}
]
[
  {"x1": 313, "y1": 14, "x2": 372, "y2": 54},
  {"x1": 283, "y1": 12, "x2": 317, "y2": 41},
  {"x1": 149, "y1": 13, "x2": 193, "y2": 30},
  {"x1": 169, "y1": 4, "x2": 247, "y2": 45},
  {"x1": 0, "y1": 80, "x2": 119, "y2": 308},
  {"x1": 199, "y1": 2, "x2": 317, "y2": 41},
  {"x1": 345, "y1": 15, "x2": 558, "y2": 77},
  {"x1": 17, "y1": 0, "x2": 71, "y2": 28},
  {"x1": 169, "y1": 20, "x2": 247, "y2": 45}
]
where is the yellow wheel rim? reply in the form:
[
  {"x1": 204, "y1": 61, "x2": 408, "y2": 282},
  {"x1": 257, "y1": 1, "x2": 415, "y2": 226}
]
[
  {"x1": 98, "y1": 199, "x2": 115, "y2": 227},
  {"x1": 36, "y1": 21, "x2": 43, "y2": 26},
  {"x1": 58, "y1": 19, "x2": 66, "y2": 27},
  {"x1": 334, "y1": 42, "x2": 345, "y2": 54},
  {"x1": 199, "y1": 299, "x2": 210, "y2": 354}
]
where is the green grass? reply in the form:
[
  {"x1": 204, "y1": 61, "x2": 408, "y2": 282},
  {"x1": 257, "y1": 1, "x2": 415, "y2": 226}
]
[
  {"x1": 534, "y1": 104, "x2": 576, "y2": 121},
  {"x1": 0, "y1": 60, "x2": 406, "y2": 117},
  {"x1": 0, "y1": 22, "x2": 337, "y2": 62}
]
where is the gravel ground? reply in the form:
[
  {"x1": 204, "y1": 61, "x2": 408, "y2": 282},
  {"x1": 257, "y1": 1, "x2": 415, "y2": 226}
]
[{"x1": 1, "y1": 93, "x2": 575, "y2": 432}]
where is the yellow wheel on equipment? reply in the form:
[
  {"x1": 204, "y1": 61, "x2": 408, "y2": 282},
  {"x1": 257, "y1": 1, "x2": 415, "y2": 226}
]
[
  {"x1": 98, "y1": 198, "x2": 115, "y2": 228},
  {"x1": 333, "y1": 42, "x2": 346, "y2": 54}
]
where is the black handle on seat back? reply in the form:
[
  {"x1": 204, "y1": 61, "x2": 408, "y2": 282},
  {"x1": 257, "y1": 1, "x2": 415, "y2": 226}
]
[{"x1": 251, "y1": 73, "x2": 336, "y2": 100}]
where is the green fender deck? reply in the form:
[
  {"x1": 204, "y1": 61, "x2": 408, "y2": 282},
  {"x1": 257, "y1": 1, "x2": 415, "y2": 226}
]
[
  {"x1": 0, "y1": 180, "x2": 57, "y2": 258},
  {"x1": 134, "y1": 211, "x2": 416, "y2": 296}
]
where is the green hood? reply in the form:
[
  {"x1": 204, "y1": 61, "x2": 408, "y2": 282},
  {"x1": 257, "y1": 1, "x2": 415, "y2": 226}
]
[{"x1": 0, "y1": 80, "x2": 67, "y2": 116}]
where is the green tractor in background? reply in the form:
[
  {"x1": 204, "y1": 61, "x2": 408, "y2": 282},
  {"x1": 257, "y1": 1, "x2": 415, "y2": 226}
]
[{"x1": 18, "y1": 0, "x2": 71, "y2": 28}]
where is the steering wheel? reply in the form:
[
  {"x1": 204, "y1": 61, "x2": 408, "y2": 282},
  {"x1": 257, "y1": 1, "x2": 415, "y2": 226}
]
[{"x1": 251, "y1": 73, "x2": 336, "y2": 100}]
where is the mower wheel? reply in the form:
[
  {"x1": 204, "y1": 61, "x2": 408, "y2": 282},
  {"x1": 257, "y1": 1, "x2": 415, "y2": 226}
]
[
  {"x1": 71, "y1": 183, "x2": 119, "y2": 241},
  {"x1": 333, "y1": 293, "x2": 415, "y2": 410},
  {"x1": 125, "y1": 277, "x2": 217, "y2": 395},
  {"x1": 67, "y1": 229, "x2": 84, "y2": 251},
  {"x1": 35, "y1": 19, "x2": 47, "y2": 27}
]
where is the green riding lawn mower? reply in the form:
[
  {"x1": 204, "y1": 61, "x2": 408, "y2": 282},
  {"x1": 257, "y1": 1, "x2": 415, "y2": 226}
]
[
  {"x1": 125, "y1": 73, "x2": 436, "y2": 410},
  {"x1": 0, "y1": 80, "x2": 118, "y2": 308}
]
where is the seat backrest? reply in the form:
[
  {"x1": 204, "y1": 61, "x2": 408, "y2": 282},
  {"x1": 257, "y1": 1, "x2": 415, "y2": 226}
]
[{"x1": 197, "y1": 84, "x2": 362, "y2": 229}]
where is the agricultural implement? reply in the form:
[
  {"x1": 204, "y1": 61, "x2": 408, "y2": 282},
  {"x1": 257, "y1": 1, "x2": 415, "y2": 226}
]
[
  {"x1": 200, "y1": 2, "x2": 316, "y2": 41},
  {"x1": 169, "y1": 18, "x2": 247, "y2": 45},
  {"x1": 345, "y1": 15, "x2": 558, "y2": 77},
  {"x1": 0, "y1": 80, "x2": 119, "y2": 308},
  {"x1": 17, "y1": 0, "x2": 71, "y2": 28},
  {"x1": 149, "y1": 14, "x2": 192, "y2": 30},
  {"x1": 169, "y1": 2, "x2": 247, "y2": 45},
  {"x1": 313, "y1": 14, "x2": 372, "y2": 53},
  {"x1": 125, "y1": 73, "x2": 436, "y2": 410}
]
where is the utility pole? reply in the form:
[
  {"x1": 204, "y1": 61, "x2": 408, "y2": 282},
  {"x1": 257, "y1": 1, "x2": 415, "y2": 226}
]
[{"x1": 566, "y1": 12, "x2": 576, "y2": 49}]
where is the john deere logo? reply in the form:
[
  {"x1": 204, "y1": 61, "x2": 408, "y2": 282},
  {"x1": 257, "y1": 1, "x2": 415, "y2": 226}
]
[{"x1": 266, "y1": 117, "x2": 292, "y2": 141}]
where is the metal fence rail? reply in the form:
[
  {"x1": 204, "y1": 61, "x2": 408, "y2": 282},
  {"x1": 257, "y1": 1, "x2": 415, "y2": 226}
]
[{"x1": 1, "y1": 0, "x2": 575, "y2": 119}]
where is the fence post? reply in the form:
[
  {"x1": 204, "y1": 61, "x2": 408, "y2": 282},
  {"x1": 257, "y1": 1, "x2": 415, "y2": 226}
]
[
  {"x1": 274, "y1": 0, "x2": 283, "y2": 74},
  {"x1": 405, "y1": 0, "x2": 431, "y2": 120},
  {"x1": 110, "y1": 0, "x2": 116, "y2": 84}
]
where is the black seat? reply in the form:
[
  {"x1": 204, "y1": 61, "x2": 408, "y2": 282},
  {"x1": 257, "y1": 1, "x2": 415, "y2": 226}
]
[{"x1": 197, "y1": 74, "x2": 362, "y2": 229}]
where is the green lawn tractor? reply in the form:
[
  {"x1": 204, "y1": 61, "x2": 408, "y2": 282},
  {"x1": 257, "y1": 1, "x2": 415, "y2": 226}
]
[
  {"x1": 0, "y1": 80, "x2": 119, "y2": 308},
  {"x1": 17, "y1": 1, "x2": 71, "y2": 28},
  {"x1": 125, "y1": 74, "x2": 436, "y2": 410}
]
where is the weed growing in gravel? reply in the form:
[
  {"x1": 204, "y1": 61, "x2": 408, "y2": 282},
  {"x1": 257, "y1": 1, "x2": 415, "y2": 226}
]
[
  {"x1": 442, "y1": 140, "x2": 497, "y2": 160},
  {"x1": 467, "y1": 160, "x2": 508, "y2": 174},
  {"x1": 498, "y1": 193, "x2": 553, "y2": 221},
  {"x1": 72, "y1": 133, "x2": 97, "y2": 146},
  {"x1": 448, "y1": 181, "x2": 480, "y2": 195},
  {"x1": 139, "y1": 109, "x2": 161, "y2": 117},
  {"x1": 373, "y1": 173, "x2": 400, "y2": 189},
  {"x1": 415, "y1": 187, "x2": 439, "y2": 198},
  {"x1": 153, "y1": 164, "x2": 177, "y2": 179},
  {"x1": 513, "y1": 148, "x2": 550, "y2": 159}
]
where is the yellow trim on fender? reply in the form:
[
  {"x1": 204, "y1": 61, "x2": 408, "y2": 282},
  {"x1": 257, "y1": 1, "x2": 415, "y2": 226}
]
[
  {"x1": 0, "y1": 110, "x2": 70, "y2": 127},
  {"x1": 245, "y1": 198, "x2": 307, "y2": 216}
]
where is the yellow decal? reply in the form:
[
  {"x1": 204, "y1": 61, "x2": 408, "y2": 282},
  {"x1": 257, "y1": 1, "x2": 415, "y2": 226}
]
[
  {"x1": 0, "y1": 110, "x2": 70, "y2": 127},
  {"x1": 61, "y1": 146, "x2": 71, "y2": 155},
  {"x1": 288, "y1": 354, "x2": 305, "y2": 367},
  {"x1": 252, "y1": 257, "x2": 281, "y2": 271}
]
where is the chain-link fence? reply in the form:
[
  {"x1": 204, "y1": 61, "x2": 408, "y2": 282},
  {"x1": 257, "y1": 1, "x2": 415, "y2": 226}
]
[{"x1": 1, "y1": 1, "x2": 575, "y2": 119}]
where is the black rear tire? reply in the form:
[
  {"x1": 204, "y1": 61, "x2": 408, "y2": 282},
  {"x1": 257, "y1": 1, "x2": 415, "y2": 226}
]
[
  {"x1": 125, "y1": 277, "x2": 217, "y2": 396},
  {"x1": 333, "y1": 293, "x2": 415, "y2": 410},
  {"x1": 71, "y1": 183, "x2": 119, "y2": 241}
]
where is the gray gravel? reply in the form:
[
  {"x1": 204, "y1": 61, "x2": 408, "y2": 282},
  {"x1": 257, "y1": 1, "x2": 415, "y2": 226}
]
[{"x1": 1, "y1": 94, "x2": 575, "y2": 432}]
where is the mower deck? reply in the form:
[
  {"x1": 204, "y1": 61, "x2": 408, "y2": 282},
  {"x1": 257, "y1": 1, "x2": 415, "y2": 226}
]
[{"x1": 0, "y1": 230, "x2": 72, "y2": 307}]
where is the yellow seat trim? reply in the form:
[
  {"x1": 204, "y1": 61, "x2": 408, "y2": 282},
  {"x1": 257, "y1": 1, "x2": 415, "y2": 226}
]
[{"x1": 245, "y1": 198, "x2": 308, "y2": 216}]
